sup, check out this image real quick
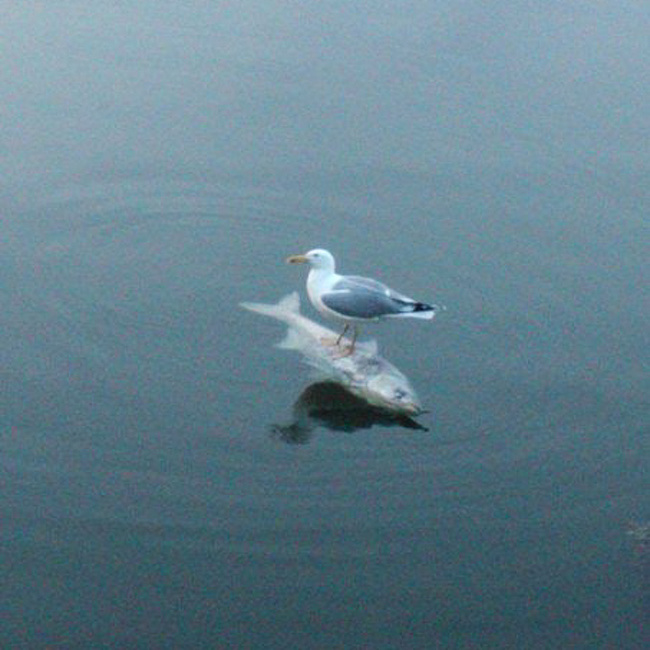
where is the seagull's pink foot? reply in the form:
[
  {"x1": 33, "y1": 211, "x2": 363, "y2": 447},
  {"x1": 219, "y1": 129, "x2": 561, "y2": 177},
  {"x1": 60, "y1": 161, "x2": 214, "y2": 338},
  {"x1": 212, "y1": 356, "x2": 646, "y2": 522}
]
[{"x1": 332, "y1": 344, "x2": 355, "y2": 359}]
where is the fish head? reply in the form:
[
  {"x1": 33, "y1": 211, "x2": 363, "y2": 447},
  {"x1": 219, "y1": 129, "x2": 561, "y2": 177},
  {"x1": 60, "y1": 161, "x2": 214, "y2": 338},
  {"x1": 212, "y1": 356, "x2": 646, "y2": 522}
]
[{"x1": 364, "y1": 373, "x2": 422, "y2": 415}]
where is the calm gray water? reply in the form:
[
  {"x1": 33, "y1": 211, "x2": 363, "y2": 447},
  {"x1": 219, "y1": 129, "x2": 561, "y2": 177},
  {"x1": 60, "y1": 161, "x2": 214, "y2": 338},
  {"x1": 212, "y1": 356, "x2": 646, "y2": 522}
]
[{"x1": 2, "y1": 3, "x2": 648, "y2": 648}]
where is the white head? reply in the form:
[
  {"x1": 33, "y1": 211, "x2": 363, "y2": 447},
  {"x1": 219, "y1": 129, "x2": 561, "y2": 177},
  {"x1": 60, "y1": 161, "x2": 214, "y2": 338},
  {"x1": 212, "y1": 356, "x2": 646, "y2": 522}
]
[{"x1": 286, "y1": 248, "x2": 335, "y2": 272}]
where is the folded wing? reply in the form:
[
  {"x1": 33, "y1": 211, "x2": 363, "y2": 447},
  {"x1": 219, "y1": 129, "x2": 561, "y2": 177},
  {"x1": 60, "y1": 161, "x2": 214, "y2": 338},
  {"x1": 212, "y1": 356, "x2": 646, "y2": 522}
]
[{"x1": 321, "y1": 276, "x2": 427, "y2": 319}]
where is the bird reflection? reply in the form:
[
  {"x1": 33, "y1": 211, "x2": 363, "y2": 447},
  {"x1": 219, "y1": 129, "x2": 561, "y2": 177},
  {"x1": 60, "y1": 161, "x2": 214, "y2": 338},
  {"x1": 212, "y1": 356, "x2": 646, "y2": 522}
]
[{"x1": 272, "y1": 381, "x2": 428, "y2": 444}]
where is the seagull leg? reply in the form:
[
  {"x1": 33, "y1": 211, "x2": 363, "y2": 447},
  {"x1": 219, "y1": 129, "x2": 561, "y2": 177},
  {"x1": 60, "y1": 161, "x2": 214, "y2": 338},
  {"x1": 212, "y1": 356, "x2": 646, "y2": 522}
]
[
  {"x1": 349, "y1": 326, "x2": 358, "y2": 354},
  {"x1": 320, "y1": 324, "x2": 347, "y2": 347},
  {"x1": 335, "y1": 326, "x2": 358, "y2": 358},
  {"x1": 335, "y1": 324, "x2": 349, "y2": 346}
]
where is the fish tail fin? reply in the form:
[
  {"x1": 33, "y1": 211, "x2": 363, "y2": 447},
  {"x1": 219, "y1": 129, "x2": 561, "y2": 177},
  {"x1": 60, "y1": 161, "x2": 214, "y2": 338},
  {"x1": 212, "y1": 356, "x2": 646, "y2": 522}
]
[
  {"x1": 240, "y1": 292, "x2": 301, "y2": 319},
  {"x1": 277, "y1": 291, "x2": 301, "y2": 314}
]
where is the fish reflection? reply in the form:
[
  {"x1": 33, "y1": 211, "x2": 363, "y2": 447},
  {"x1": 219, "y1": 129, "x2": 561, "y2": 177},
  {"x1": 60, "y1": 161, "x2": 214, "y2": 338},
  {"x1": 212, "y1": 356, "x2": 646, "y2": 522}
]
[{"x1": 272, "y1": 381, "x2": 428, "y2": 444}]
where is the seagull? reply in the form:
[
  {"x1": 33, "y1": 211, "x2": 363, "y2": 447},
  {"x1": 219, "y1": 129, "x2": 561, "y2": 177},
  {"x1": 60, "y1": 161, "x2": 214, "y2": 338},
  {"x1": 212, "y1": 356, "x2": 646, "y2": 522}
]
[{"x1": 286, "y1": 248, "x2": 437, "y2": 355}]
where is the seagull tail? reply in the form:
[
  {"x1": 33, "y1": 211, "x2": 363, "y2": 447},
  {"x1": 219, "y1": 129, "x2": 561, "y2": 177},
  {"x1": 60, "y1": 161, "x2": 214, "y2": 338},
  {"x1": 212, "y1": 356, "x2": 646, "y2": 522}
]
[
  {"x1": 388, "y1": 301, "x2": 440, "y2": 320},
  {"x1": 411, "y1": 302, "x2": 437, "y2": 319}
]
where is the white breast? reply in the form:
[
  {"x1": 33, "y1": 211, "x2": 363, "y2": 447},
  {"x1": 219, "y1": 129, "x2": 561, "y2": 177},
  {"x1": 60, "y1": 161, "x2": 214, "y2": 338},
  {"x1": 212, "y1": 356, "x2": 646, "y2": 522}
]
[{"x1": 306, "y1": 269, "x2": 341, "y2": 320}]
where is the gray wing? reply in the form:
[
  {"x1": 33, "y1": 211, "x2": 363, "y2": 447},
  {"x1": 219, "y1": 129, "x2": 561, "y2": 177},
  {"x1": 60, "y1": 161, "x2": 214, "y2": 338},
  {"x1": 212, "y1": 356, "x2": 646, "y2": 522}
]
[
  {"x1": 337, "y1": 275, "x2": 417, "y2": 303},
  {"x1": 321, "y1": 275, "x2": 417, "y2": 319}
]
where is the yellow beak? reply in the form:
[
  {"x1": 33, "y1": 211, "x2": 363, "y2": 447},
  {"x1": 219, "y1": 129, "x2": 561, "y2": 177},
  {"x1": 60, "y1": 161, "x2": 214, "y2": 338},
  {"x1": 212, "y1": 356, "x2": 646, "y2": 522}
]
[{"x1": 286, "y1": 254, "x2": 308, "y2": 264}]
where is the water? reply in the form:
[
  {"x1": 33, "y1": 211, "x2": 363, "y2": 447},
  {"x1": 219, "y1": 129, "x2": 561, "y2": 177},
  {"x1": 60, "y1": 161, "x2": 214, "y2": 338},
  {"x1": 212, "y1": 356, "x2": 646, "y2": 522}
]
[{"x1": 2, "y1": 3, "x2": 648, "y2": 648}]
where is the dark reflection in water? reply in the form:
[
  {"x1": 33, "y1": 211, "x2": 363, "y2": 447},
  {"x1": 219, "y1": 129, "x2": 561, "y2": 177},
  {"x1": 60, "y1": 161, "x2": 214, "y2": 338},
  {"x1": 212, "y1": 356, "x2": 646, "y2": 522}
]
[{"x1": 272, "y1": 381, "x2": 428, "y2": 444}]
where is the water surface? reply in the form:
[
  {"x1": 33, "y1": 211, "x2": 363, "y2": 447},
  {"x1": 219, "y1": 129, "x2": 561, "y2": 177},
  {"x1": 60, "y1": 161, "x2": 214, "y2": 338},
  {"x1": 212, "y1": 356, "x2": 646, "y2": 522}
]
[{"x1": 1, "y1": 2, "x2": 648, "y2": 648}]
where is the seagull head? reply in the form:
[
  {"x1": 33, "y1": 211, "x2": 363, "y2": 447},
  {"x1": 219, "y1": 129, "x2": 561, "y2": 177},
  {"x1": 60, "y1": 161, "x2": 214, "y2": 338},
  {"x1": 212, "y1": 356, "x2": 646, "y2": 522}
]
[{"x1": 286, "y1": 249, "x2": 335, "y2": 271}]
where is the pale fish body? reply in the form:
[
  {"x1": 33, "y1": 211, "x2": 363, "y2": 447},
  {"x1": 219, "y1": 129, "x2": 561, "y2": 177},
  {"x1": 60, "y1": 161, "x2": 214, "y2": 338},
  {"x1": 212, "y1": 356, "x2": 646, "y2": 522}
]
[{"x1": 240, "y1": 292, "x2": 423, "y2": 415}]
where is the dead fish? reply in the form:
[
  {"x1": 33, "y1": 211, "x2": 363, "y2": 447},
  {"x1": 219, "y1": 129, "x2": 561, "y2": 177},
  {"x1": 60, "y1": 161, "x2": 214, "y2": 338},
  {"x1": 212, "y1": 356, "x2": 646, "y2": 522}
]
[{"x1": 240, "y1": 292, "x2": 424, "y2": 416}]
